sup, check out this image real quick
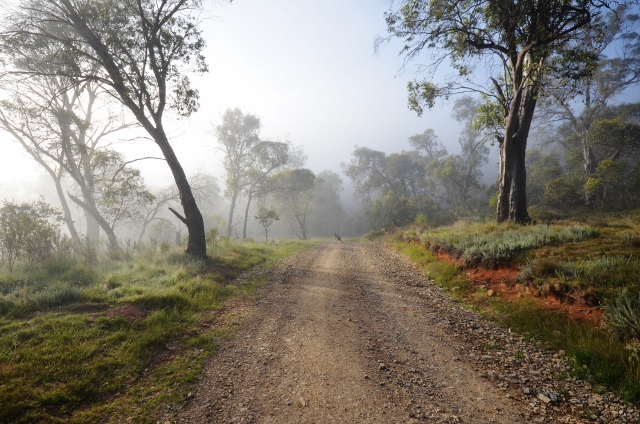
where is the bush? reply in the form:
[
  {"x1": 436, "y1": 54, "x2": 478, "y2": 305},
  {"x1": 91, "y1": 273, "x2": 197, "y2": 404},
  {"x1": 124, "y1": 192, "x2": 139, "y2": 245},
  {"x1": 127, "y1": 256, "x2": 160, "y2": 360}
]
[
  {"x1": 363, "y1": 230, "x2": 385, "y2": 240},
  {"x1": 365, "y1": 191, "x2": 450, "y2": 230},
  {"x1": 414, "y1": 214, "x2": 429, "y2": 229},
  {"x1": 543, "y1": 177, "x2": 582, "y2": 211},
  {"x1": 206, "y1": 227, "x2": 219, "y2": 248},
  {"x1": 602, "y1": 289, "x2": 640, "y2": 340},
  {"x1": 0, "y1": 199, "x2": 63, "y2": 271},
  {"x1": 528, "y1": 205, "x2": 561, "y2": 222}
]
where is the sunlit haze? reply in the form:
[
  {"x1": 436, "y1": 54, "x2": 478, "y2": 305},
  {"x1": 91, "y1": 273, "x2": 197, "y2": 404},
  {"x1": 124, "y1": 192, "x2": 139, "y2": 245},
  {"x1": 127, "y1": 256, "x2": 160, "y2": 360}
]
[{"x1": 0, "y1": 0, "x2": 462, "y2": 198}]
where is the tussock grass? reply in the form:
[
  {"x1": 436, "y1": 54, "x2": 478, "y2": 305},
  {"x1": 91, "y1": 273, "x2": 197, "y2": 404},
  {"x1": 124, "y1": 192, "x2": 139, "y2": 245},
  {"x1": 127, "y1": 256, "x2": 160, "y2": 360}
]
[
  {"x1": 413, "y1": 222, "x2": 592, "y2": 267},
  {"x1": 0, "y1": 239, "x2": 316, "y2": 423},
  {"x1": 602, "y1": 289, "x2": 640, "y2": 340},
  {"x1": 566, "y1": 256, "x2": 639, "y2": 290}
]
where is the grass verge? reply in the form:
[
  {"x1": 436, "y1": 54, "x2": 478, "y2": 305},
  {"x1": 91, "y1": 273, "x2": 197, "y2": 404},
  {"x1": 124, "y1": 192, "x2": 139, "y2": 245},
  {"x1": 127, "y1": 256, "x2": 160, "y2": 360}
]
[
  {"x1": 392, "y1": 237, "x2": 640, "y2": 405},
  {"x1": 0, "y1": 239, "x2": 316, "y2": 423}
]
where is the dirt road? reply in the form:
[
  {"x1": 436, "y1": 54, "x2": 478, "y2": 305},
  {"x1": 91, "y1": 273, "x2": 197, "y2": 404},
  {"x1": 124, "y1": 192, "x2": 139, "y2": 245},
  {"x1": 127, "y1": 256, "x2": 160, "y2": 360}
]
[{"x1": 176, "y1": 242, "x2": 637, "y2": 423}]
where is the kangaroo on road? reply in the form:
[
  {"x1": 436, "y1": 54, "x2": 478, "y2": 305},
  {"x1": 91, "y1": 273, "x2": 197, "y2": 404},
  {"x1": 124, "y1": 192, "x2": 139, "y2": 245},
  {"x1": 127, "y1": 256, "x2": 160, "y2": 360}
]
[{"x1": 333, "y1": 233, "x2": 342, "y2": 243}]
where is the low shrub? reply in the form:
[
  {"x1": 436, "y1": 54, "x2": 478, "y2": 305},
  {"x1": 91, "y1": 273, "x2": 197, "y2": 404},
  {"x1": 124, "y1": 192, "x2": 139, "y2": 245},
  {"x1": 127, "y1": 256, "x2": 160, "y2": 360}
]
[
  {"x1": 602, "y1": 289, "x2": 640, "y2": 340},
  {"x1": 363, "y1": 230, "x2": 385, "y2": 240}
]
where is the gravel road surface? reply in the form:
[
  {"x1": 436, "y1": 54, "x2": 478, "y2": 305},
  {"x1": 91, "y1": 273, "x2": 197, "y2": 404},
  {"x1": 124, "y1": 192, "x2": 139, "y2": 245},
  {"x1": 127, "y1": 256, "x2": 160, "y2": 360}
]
[{"x1": 175, "y1": 241, "x2": 638, "y2": 423}]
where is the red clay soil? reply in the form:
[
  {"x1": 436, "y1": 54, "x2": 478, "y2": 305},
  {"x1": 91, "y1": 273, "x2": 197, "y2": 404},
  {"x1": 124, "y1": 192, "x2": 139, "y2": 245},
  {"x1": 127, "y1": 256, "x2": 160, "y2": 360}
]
[
  {"x1": 436, "y1": 251, "x2": 603, "y2": 325},
  {"x1": 105, "y1": 304, "x2": 148, "y2": 323}
]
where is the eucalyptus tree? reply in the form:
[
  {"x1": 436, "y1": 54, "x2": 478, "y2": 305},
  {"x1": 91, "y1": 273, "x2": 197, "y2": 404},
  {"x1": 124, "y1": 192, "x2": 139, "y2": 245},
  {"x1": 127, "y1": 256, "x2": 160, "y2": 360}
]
[
  {"x1": 214, "y1": 108, "x2": 261, "y2": 238},
  {"x1": 237, "y1": 141, "x2": 291, "y2": 240},
  {"x1": 525, "y1": 150, "x2": 564, "y2": 207},
  {"x1": 309, "y1": 170, "x2": 345, "y2": 237},
  {"x1": 408, "y1": 129, "x2": 448, "y2": 163},
  {"x1": 0, "y1": 93, "x2": 80, "y2": 243},
  {"x1": 433, "y1": 96, "x2": 489, "y2": 214},
  {"x1": 1, "y1": 0, "x2": 218, "y2": 258},
  {"x1": 581, "y1": 105, "x2": 640, "y2": 207},
  {"x1": 254, "y1": 205, "x2": 279, "y2": 243},
  {"x1": 381, "y1": 0, "x2": 619, "y2": 223},
  {"x1": 88, "y1": 149, "x2": 155, "y2": 233},
  {"x1": 267, "y1": 168, "x2": 316, "y2": 240},
  {"x1": 342, "y1": 147, "x2": 431, "y2": 201}
]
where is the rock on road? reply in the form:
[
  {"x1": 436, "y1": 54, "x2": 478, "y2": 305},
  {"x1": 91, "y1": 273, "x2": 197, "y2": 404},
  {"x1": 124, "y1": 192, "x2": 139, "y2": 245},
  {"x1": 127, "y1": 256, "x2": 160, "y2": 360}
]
[{"x1": 175, "y1": 242, "x2": 639, "y2": 423}]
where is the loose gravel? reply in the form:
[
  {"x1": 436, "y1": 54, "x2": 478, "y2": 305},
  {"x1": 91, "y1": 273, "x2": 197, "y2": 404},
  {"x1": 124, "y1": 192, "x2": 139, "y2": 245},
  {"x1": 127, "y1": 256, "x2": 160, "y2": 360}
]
[{"x1": 170, "y1": 241, "x2": 639, "y2": 423}]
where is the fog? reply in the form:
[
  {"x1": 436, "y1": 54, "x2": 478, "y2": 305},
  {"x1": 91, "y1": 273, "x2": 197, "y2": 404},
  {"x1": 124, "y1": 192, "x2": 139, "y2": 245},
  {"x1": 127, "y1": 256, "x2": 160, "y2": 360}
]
[{"x1": 0, "y1": 0, "x2": 637, "y2": 243}]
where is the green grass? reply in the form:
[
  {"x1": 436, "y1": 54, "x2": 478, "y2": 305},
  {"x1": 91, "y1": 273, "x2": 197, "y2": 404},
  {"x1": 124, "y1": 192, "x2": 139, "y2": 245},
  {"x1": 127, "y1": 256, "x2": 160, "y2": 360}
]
[
  {"x1": 519, "y1": 255, "x2": 640, "y2": 301},
  {"x1": 0, "y1": 239, "x2": 316, "y2": 423},
  {"x1": 394, "y1": 241, "x2": 474, "y2": 297}
]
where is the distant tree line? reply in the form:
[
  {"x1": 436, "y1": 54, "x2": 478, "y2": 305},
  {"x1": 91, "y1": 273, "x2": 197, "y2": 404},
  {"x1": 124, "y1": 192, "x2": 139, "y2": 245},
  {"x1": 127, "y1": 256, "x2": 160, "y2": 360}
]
[
  {"x1": 214, "y1": 108, "x2": 345, "y2": 241},
  {"x1": 343, "y1": 97, "x2": 492, "y2": 230}
]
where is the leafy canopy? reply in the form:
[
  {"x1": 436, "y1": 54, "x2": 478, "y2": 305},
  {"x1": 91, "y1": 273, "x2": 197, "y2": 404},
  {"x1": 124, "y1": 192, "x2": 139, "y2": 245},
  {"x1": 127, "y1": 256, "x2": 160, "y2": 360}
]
[{"x1": 380, "y1": 0, "x2": 603, "y2": 115}]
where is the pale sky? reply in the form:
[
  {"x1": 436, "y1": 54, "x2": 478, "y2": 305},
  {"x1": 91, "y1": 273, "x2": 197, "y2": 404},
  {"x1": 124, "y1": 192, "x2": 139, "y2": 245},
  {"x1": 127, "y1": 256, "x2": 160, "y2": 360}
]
[
  {"x1": 2, "y1": 1, "x2": 639, "y2": 202},
  {"x1": 0, "y1": 0, "x2": 466, "y2": 201}
]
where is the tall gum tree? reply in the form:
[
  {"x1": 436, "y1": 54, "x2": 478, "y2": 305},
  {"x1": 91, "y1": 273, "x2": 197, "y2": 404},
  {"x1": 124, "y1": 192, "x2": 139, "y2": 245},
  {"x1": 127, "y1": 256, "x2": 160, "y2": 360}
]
[
  {"x1": 213, "y1": 108, "x2": 261, "y2": 239},
  {"x1": 266, "y1": 168, "x2": 316, "y2": 240},
  {"x1": 0, "y1": 0, "x2": 219, "y2": 258},
  {"x1": 240, "y1": 141, "x2": 290, "y2": 240},
  {"x1": 379, "y1": 0, "x2": 621, "y2": 223}
]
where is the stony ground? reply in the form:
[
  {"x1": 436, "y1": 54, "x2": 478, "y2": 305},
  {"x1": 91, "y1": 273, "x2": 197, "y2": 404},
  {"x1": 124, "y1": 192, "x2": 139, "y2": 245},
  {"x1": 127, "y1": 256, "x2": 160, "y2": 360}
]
[{"x1": 171, "y1": 241, "x2": 639, "y2": 423}]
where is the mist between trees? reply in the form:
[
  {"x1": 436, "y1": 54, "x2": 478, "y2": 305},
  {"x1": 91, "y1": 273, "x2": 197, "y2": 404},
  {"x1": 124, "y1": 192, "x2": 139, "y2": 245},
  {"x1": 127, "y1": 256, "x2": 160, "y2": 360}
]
[
  {"x1": 0, "y1": 0, "x2": 638, "y2": 269},
  {"x1": 0, "y1": 0, "x2": 359, "y2": 264}
]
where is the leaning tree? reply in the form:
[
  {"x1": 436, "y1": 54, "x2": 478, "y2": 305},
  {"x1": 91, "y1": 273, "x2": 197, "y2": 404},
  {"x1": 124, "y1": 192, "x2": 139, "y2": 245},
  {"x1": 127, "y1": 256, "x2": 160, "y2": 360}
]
[
  {"x1": 380, "y1": 0, "x2": 626, "y2": 223},
  {"x1": 0, "y1": 0, "x2": 220, "y2": 258}
]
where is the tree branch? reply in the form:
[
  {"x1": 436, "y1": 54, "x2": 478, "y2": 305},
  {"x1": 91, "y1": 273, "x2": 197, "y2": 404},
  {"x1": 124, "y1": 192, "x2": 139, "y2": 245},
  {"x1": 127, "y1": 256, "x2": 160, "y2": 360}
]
[{"x1": 168, "y1": 207, "x2": 187, "y2": 225}]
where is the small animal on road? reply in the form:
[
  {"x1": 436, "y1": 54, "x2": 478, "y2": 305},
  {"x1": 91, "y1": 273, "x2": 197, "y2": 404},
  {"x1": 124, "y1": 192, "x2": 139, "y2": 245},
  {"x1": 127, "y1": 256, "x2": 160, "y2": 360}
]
[{"x1": 334, "y1": 233, "x2": 342, "y2": 243}]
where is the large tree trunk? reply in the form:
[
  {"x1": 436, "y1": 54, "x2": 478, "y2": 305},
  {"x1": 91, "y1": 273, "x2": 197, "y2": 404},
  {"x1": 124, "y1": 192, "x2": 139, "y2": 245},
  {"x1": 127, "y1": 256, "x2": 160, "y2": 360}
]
[
  {"x1": 82, "y1": 156, "x2": 101, "y2": 242},
  {"x1": 85, "y1": 209, "x2": 101, "y2": 241},
  {"x1": 153, "y1": 130, "x2": 206, "y2": 259},
  {"x1": 295, "y1": 215, "x2": 308, "y2": 240},
  {"x1": 498, "y1": 132, "x2": 529, "y2": 223},
  {"x1": 497, "y1": 61, "x2": 538, "y2": 224},
  {"x1": 242, "y1": 190, "x2": 254, "y2": 240}
]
